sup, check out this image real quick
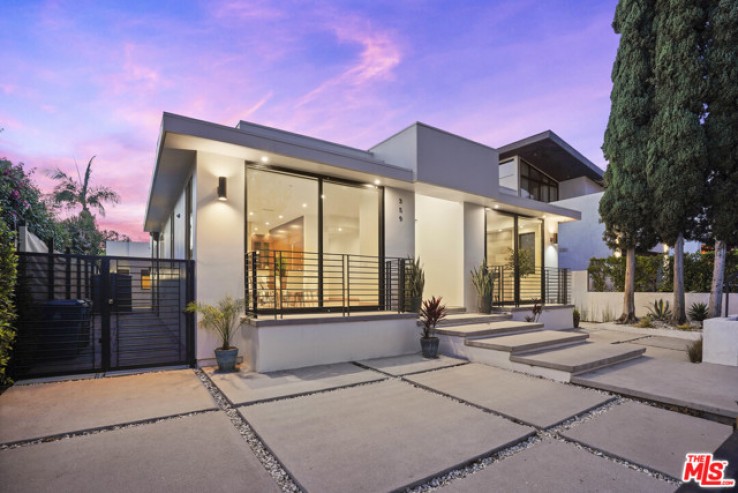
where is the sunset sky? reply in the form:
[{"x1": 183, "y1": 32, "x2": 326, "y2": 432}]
[{"x1": 1, "y1": 0, "x2": 619, "y2": 241}]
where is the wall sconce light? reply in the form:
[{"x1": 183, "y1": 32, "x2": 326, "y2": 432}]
[
  {"x1": 550, "y1": 233, "x2": 558, "y2": 244},
  {"x1": 217, "y1": 177, "x2": 227, "y2": 201}
]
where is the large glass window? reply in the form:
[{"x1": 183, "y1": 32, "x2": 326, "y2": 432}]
[
  {"x1": 486, "y1": 210, "x2": 543, "y2": 304},
  {"x1": 246, "y1": 167, "x2": 381, "y2": 311},
  {"x1": 520, "y1": 160, "x2": 558, "y2": 203}
]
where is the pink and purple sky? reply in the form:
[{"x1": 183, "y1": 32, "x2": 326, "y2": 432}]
[{"x1": 1, "y1": 0, "x2": 619, "y2": 241}]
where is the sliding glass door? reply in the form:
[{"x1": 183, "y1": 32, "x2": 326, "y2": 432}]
[
  {"x1": 246, "y1": 167, "x2": 381, "y2": 312},
  {"x1": 486, "y1": 210, "x2": 543, "y2": 305}
]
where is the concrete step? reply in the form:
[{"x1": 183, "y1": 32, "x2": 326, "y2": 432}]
[
  {"x1": 435, "y1": 321, "x2": 543, "y2": 338},
  {"x1": 466, "y1": 330, "x2": 588, "y2": 353},
  {"x1": 444, "y1": 306, "x2": 467, "y2": 315},
  {"x1": 511, "y1": 342, "x2": 647, "y2": 375},
  {"x1": 436, "y1": 313, "x2": 512, "y2": 327}
]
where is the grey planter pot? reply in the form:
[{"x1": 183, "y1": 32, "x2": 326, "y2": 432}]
[
  {"x1": 215, "y1": 347, "x2": 239, "y2": 372},
  {"x1": 420, "y1": 337, "x2": 439, "y2": 359}
]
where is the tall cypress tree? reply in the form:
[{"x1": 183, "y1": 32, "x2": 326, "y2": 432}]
[
  {"x1": 647, "y1": 0, "x2": 708, "y2": 324},
  {"x1": 601, "y1": 0, "x2": 658, "y2": 323},
  {"x1": 705, "y1": 0, "x2": 738, "y2": 317}
]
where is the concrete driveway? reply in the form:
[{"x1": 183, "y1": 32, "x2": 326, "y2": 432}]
[{"x1": 1, "y1": 358, "x2": 734, "y2": 492}]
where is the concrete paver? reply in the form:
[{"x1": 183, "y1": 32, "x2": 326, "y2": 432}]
[
  {"x1": 572, "y1": 357, "x2": 738, "y2": 419},
  {"x1": 357, "y1": 353, "x2": 467, "y2": 376},
  {"x1": 634, "y1": 335, "x2": 693, "y2": 351},
  {"x1": 561, "y1": 401, "x2": 733, "y2": 479},
  {"x1": 0, "y1": 411, "x2": 280, "y2": 493},
  {"x1": 642, "y1": 346, "x2": 690, "y2": 362},
  {"x1": 509, "y1": 342, "x2": 645, "y2": 374},
  {"x1": 406, "y1": 363, "x2": 613, "y2": 429},
  {"x1": 0, "y1": 370, "x2": 216, "y2": 444},
  {"x1": 205, "y1": 362, "x2": 385, "y2": 405},
  {"x1": 443, "y1": 439, "x2": 674, "y2": 493},
  {"x1": 239, "y1": 379, "x2": 534, "y2": 493},
  {"x1": 578, "y1": 328, "x2": 646, "y2": 344}
]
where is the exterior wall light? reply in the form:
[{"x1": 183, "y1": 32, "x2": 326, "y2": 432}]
[{"x1": 217, "y1": 177, "x2": 227, "y2": 201}]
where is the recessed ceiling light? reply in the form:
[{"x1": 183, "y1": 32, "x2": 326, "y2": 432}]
[
  {"x1": 278, "y1": 215, "x2": 283, "y2": 219},
  {"x1": 302, "y1": 203, "x2": 307, "y2": 208},
  {"x1": 254, "y1": 227, "x2": 259, "y2": 231},
  {"x1": 249, "y1": 211, "x2": 254, "y2": 216},
  {"x1": 373, "y1": 179, "x2": 381, "y2": 185},
  {"x1": 542, "y1": 215, "x2": 546, "y2": 219},
  {"x1": 338, "y1": 227, "x2": 343, "y2": 232},
  {"x1": 260, "y1": 156, "x2": 269, "y2": 163},
  {"x1": 265, "y1": 222, "x2": 270, "y2": 226},
  {"x1": 493, "y1": 205, "x2": 500, "y2": 209}
]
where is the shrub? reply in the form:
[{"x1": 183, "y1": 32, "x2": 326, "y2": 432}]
[
  {"x1": 419, "y1": 296, "x2": 446, "y2": 338},
  {"x1": 404, "y1": 257, "x2": 425, "y2": 313},
  {"x1": 573, "y1": 308, "x2": 580, "y2": 328},
  {"x1": 688, "y1": 302, "x2": 708, "y2": 325},
  {"x1": 0, "y1": 210, "x2": 17, "y2": 387},
  {"x1": 676, "y1": 323, "x2": 693, "y2": 331},
  {"x1": 687, "y1": 337, "x2": 702, "y2": 363},
  {"x1": 470, "y1": 259, "x2": 493, "y2": 314},
  {"x1": 646, "y1": 299, "x2": 672, "y2": 322},
  {"x1": 186, "y1": 296, "x2": 245, "y2": 350},
  {"x1": 636, "y1": 315, "x2": 655, "y2": 328}
]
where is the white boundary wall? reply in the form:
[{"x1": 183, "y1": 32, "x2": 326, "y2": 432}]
[
  {"x1": 571, "y1": 270, "x2": 738, "y2": 322},
  {"x1": 240, "y1": 318, "x2": 418, "y2": 373}
]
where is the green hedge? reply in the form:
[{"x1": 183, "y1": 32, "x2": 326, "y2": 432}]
[
  {"x1": 0, "y1": 210, "x2": 17, "y2": 386},
  {"x1": 588, "y1": 251, "x2": 738, "y2": 292}
]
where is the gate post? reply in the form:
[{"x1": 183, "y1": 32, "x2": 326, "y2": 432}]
[
  {"x1": 100, "y1": 258, "x2": 111, "y2": 372},
  {"x1": 186, "y1": 260, "x2": 196, "y2": 367}
]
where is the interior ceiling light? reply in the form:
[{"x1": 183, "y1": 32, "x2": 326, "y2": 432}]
[
  {"x1": 493, "y1": 205, "x2": 500, "y2": 209},
  {"x1": 278, "y1": 215, "x2": 283, "y2": 219},
  {"x1": 302, "y1": 203, "x2": 307, "y2": 208},
  {"x1": 373, "y1": 179, "x2": 381, "y2": 185},
  {"x1": 265, "y1": 221, "x2": 270, "y2": 226},
  {"x1": 260, "y1": 156, "x2": 269, "y2": 163}
]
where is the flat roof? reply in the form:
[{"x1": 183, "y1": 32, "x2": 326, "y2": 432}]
[{"x1": 498, "y1": 131, "x2": 604, "y2": 182}]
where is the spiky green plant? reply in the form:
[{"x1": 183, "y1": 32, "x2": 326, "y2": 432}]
[
  {"x1": 688, "y1": 302, "x2": 709, "y2": 326},
  {"x1": 420, "y1": 296, "x2": 446, "y2": 339},
  {"x1": 471, "y1": 259, "x2": 494, "y2": 314},
  {"x1": 186, "y1": 295, "x2": 245, "y2": 350},
  {"x1": 404, "y1": 257, "x2": 425, "y2": 313},
  {"x1": 645, "y1": 299, "x2": 672, "y2": 322}
]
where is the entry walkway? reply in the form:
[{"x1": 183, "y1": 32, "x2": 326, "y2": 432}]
[{"x1": 1, "y1": 357, "x2": 735, "y2": 492}]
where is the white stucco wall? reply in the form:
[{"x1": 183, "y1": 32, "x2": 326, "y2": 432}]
[
  {"x1": 553, "y1": 192, "x2": 610, "y2": 271},
  {"x1": 105, "y1": 241, "x2": 151, "y2": 258},
  {"x1": 463, "y1": 202, "x2": 485, "y2": 312},
  {"x1": 558, "y1": 176, "x2": 603, "y2": 200},
  {"x1": 415, "y1": 194, "x2": 463, "y2": 307},
  {"x1": 384, "y1": 187, "x2": 415, "y2": 258},
  {"x1": 194, "y1": 151, "x2": 246, "y2": 362}
]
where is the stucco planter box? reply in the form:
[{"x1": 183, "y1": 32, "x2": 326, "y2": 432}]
[{"x1": 703, "y1": 317, "x2": 738, "y2": 367}]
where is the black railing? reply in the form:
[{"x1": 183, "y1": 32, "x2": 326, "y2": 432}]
[
  {"x1": 245, "y1": 250, "x2": 409, "y2": 318},
  {"x1": 490, "y1": 266, "x2": 571, "y2": 307}
]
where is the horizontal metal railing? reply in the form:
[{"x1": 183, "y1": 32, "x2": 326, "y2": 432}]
[
  {"x1": 245, "y1": 250, "x2": 410, "y2": 318},
  {"x1": 490, "y1": 265, "x2": 571, "y2": 307}
]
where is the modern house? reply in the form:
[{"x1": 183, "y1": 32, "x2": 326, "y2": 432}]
[{"x1": 144, "y1": 113, "x2": 605, "y2": 370}]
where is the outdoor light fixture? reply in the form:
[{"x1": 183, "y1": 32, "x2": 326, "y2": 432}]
[
  {"x1": 373, "y1": 179, "x2": 381, "y2": 185},
  {"x1": 217, "y1": 177, "x2": 227, "y2": 201},
  {"x1": 550, "y1": 233, "x2": 558, "y2": 244}
]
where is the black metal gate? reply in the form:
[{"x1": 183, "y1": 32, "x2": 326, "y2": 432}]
[{"x1": 11, "y1": 252, "x2": 195, "y2": 379}]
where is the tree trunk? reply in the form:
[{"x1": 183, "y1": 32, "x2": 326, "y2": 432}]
[
  {"x1": 708, "y1": 239, "x2": 726, "y2": 318},
  {"x1": 672, "y1": 234, "x2": 686, "y2": 324},
  {"x1": 619, "y1": 246, "x2": 637, "y2": 323}
]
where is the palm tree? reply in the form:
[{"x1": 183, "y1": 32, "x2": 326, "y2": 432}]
[{"x1": 47, "y1": 156, "x2": 120, "y2": 217}]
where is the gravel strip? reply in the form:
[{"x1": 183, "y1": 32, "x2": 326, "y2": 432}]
[{"x1": 196, "y1": 369, "x2": 301, "y2": 493}]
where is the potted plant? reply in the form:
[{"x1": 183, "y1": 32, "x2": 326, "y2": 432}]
[
  {"x1": 404, "y1": 257, "x2": 425, "y2": 313},
  {"x1": 186, "y1": 295, "x2": 245, "y2": 372},
  {"x1": 573, "y1": 307, "x2": 581, "y2": 328},
  {"x1": 470, "y1": 259, "x2": 494, "y2": 314},
  {"x1": 419, "y1": 296, "x2": 446, "y2": 358}
]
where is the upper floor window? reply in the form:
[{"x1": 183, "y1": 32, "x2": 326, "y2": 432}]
[{"x1": 520, "y1": 160, "x2": 558, "y2": 202}]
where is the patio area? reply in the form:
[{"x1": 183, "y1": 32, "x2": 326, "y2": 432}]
[{"x1": 1, "y1": 351, "x2": 736, "y2": 492}]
